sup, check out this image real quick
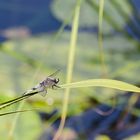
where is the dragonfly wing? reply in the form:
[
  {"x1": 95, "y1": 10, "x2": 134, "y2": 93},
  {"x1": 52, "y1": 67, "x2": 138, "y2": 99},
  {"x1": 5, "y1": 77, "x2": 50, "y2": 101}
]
[
  {"x1": 48, "y1": 69, "x2": 60, "y2": 77},
  {"x1": 39, "y1": 90, "x2": 47, "y2": 97}
]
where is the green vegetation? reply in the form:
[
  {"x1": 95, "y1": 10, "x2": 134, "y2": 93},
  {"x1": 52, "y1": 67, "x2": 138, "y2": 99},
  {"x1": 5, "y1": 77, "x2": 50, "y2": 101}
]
[{"x1": 0, "y1": 0, "x2": 140, "y2": 140}]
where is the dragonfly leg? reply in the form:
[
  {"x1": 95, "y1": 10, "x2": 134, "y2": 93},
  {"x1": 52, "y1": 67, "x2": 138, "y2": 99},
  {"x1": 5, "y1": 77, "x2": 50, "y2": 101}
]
[{"x1": 52, "y1": 84, "x2": 60, "y2": 89}]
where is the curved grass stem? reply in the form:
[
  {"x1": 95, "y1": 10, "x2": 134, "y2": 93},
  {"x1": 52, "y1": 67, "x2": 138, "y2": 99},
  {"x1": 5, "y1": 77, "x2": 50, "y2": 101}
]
[
  {"x1": 53, "y1": 0, "x2": 82, "y2": 139},
  {"x1": 98, "y1": 0, "x2": 107, "y2": 77}
]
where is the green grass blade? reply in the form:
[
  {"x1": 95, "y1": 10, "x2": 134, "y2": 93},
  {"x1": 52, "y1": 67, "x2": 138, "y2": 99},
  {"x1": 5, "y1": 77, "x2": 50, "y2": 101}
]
[
  {"x1": 98, "y1": 0, "x2": 107, "y2": 76},
  {"x1": 0, "y1": 109, "x2": 37, "y2": 116},
  {"x1": 0, "y1": 91, "x2": 38, "y2": 110},
  {"x1": 60, "y1": 79, "x2": 140, "y2": 93},
  {"x1": 53, "y1": 0, "x2": 82, "y2": 139}
]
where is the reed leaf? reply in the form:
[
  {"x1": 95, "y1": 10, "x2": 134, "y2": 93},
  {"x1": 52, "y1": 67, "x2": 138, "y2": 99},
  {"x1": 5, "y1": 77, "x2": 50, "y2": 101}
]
[
  {"x1": 60, "y1": 79, "x2": 140, "y2": 93},
  {"x1": 0, "y1": 109, "x2": 37, "y2": 116}
]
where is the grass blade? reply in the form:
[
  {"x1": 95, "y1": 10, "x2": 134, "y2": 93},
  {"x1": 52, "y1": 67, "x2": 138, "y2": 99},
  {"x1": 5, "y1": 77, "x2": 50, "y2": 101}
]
[
  {"x1": 0, "y1": 91, "x2": 38, "y2": 110},
  {"x1": 0, "y1": 109, "x2": 37, "y2": 116},
  {"x1": 60, "y1": 79, "x2": 140, "y2": 93},
  {"x1": 53, "y1": 0, "x2": 82, "y2": 139},
  {"x1": 98, "y1": 0, "x2": 107, "y2": 76}
]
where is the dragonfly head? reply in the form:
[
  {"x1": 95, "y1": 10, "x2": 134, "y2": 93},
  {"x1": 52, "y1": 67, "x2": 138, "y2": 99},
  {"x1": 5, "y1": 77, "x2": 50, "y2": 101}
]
[{"x1": 54, "y1": 78, "x2": 59, "y2": 84}]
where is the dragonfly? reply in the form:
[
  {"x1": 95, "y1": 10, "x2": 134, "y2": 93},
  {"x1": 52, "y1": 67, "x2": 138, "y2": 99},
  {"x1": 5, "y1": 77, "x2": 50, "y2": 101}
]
[
  {"x1": 0, "y1": 70, "x2": 60, "y2": 116},
  {"x1": 24, "y1": 70, "x2": 60, "y2": 96}
]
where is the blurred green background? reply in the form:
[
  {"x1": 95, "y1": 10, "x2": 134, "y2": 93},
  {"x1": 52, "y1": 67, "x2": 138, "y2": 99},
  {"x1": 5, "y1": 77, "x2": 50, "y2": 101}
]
[{"x1": 0, "y1": 0, "x2": 140, "y2": 140}]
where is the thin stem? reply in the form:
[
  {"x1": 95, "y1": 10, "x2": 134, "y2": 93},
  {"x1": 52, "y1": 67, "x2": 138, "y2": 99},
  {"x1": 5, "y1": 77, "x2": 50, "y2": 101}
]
[
  {"x1": 98, "y1": 0, "x2": 107, "y2": 77},
  {"x1": 0, "y1": 91, "x2": 38, "y2": 110},
  {"x1": 53, "y1": 0, "x2": 82, "y2": 139},
  {"x1": 0, "y1": 109, "x2": 37, "y2": 116}
]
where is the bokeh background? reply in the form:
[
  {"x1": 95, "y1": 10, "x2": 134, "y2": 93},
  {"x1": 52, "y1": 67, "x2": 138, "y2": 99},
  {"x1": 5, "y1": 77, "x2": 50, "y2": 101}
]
[{"x1": 0, "y1": 0, "x2": 140, "y2": 140}]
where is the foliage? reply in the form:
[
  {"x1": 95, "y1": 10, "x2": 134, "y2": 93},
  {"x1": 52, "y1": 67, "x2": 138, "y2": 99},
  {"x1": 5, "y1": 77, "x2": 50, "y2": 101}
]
[{"x1": 0, "y1": 0, "x2": 140, "y2": 140}]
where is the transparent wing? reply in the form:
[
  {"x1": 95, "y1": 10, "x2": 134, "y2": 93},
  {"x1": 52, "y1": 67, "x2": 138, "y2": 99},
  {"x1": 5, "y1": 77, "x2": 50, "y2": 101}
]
[
  {"x1": 24, "y1": 70, "x2": 60, "y2": 97},
  {"x1": 39, "y1": 90, "x2": 47, "y2": 97},
  {"x1": 48, "y1": 69, "x2": 60, "y2": 77}
]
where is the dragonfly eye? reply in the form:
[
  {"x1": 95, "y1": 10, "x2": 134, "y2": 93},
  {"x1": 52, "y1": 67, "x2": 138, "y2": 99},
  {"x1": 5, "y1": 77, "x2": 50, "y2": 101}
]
[{"x1": 55, "y1": 78, "x2": 59, "y2": 83}]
